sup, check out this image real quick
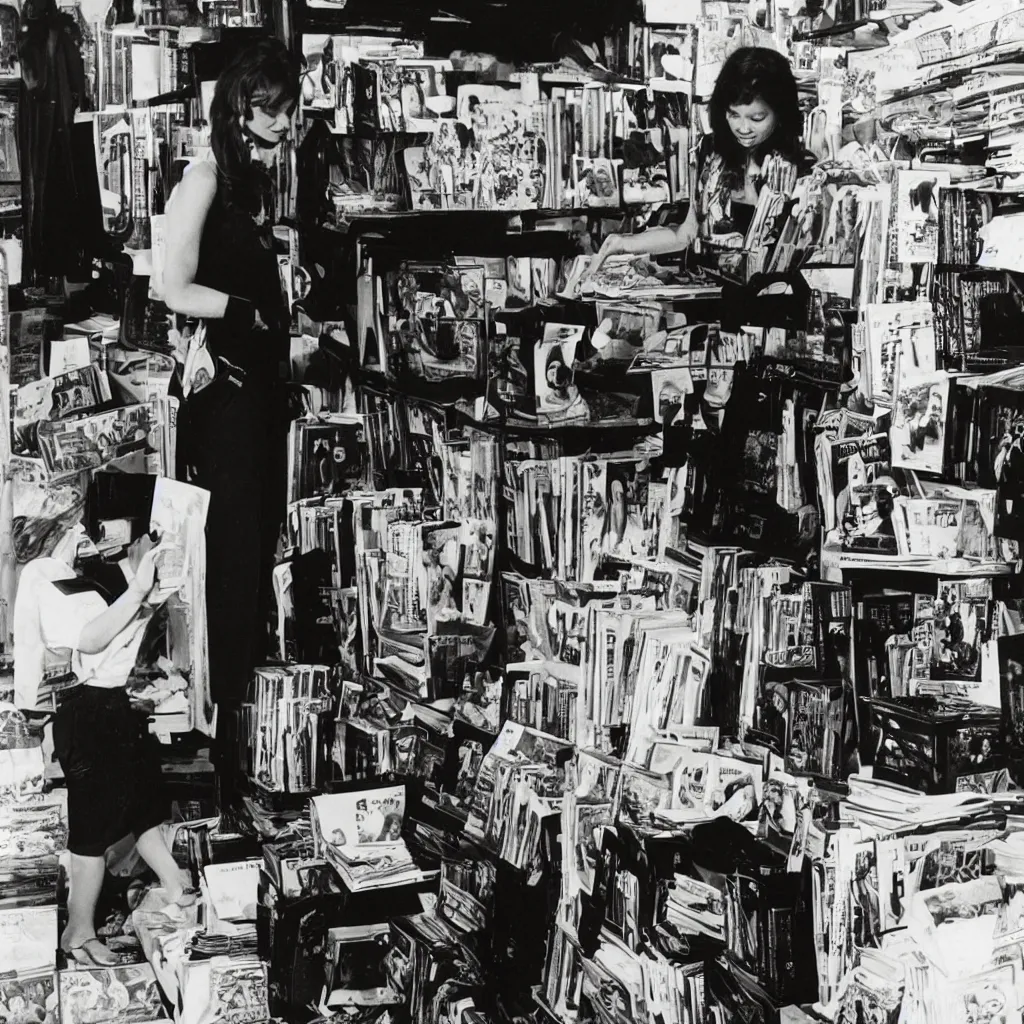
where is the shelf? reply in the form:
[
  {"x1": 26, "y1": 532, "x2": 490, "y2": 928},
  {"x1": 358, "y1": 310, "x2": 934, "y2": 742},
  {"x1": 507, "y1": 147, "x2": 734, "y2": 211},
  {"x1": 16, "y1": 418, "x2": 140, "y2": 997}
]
[{"x1": 821, "y1": 546, "x2": 1018, "y2": 583}]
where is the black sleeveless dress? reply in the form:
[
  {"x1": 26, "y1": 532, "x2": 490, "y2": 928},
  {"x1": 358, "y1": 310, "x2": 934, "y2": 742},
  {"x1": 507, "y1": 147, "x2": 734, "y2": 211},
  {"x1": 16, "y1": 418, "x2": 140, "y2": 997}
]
[{"x1": 187, "y1": 174, "x2": 290, "y2": 714}]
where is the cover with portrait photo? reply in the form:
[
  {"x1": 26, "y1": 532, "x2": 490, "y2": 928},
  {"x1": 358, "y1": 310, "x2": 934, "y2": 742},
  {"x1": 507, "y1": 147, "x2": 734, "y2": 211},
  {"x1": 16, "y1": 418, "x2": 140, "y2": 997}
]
[
  {"x1": 890, "y1": 371, "x2": 950, "y2": 475},
  {"x1": 534, "y1": 325, "x2": 590, "y2": 425},
  {"x1": 651, "y1": 368, "x2": 694, "y2": 425},
  {"x1": 312, "y1": 786, "x2": 407, "y2": 853}
]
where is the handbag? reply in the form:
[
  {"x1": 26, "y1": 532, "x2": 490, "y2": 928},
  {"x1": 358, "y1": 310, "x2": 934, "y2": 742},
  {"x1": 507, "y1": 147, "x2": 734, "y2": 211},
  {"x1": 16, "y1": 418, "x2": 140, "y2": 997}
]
[{"x1": 171, "y1": 318, "x2": 246, "y2": 398}]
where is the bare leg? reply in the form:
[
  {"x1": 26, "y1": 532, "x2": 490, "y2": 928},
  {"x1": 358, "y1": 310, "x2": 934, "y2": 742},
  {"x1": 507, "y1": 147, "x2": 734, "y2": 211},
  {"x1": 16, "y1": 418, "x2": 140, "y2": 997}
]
[
  {"x1": 62, "y1": 853, "x2": 118, "y2": 965},
  {"x1": 134, "y1": 826, "x2": 190, "y2": 901}
]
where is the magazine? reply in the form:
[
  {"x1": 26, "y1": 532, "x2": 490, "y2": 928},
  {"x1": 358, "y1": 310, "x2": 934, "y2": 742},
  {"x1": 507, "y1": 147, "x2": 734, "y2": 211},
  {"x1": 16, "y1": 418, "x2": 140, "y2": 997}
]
[
  {"x1": 325, "y1": 924, "x2": 403, "y2": 1008},
  {"x1": 864, "y1": 302, "x2": 935, "y2": 407},
  {"x1": 13, "y1": 365, "x2": 111, "y2": 453},
  {"x1": 825, "y1": 433, "x2": 900, "y2": 551},
  {"x1": 893, "y1": 169, "x2": 950, "y2": 265},
  {"x1": 202, "y1": 860, "x2": 260, "y2": 922},
  {"x1": 890, "y1": 371, "x2": 950, "y2": 475},
  {"x1": 36, "y1": 405, "x2": 157, "y2": 478},
  {"x1": 534, "y1": 325, "x2": 590, "y2": 425},
  {"x1": 311, "y1": 787, "x2": 430, "y2": 891},
  {"x1": 384, "y1": 263, "x2": 487, "y2": 381},
  {"x1": 57, "y1": 964, "x2": 164, "y2": 1024},
  {"x1": 287, "y1": 418, "x2": 364, "y2": 504}
]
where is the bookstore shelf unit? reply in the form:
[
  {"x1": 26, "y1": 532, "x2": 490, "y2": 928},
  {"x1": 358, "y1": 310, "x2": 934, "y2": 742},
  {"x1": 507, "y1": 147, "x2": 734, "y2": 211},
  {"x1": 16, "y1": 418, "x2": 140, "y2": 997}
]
[{"x1": 12, "y1": 0, "x2": 1024, "y2": 1022}]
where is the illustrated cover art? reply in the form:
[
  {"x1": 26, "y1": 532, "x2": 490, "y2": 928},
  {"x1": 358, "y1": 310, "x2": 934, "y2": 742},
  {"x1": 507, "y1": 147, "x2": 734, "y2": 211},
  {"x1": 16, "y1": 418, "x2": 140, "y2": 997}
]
[
  {"x1": 57, "y1": 963, "x2": 164, "y2": 1024},
  {"x1": 385, "y1": 263, "x2": 486, "y2": 382},
  {"x1": 37, "y1": 405, "x2": 155, "y2": 478},
  {"x1": 829, "y1": 433, "x2": 900, "y2": 552}
]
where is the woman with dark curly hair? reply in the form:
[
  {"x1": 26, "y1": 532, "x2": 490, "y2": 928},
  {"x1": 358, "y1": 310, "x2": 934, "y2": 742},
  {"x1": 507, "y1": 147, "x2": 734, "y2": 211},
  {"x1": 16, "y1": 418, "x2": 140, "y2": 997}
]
[
  {"x1": 162, "y1": 39, "x2": 300, "y2": 778},
  {"x1": 588, "y1": 47, "x2": 811, "y2": 269}
]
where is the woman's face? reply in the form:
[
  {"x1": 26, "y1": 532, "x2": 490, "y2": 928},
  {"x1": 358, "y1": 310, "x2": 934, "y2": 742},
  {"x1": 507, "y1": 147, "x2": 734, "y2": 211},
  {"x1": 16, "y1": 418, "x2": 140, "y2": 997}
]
[
  {"x1": 245, "y1": 102, "x2": 293, "y2": 147},
  {"x1": 705, "y1": 364, "x2": 734, "y2": 408},
  {"x1": 725, "y1": 97, "x2": 777, "y2": 150}
]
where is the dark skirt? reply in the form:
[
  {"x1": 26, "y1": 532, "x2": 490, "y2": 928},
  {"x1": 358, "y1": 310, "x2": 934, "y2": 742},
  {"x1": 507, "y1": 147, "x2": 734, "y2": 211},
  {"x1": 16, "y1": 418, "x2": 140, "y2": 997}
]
[{"x1": 52, "y1": 686, "x2": 166, "y2": 856}]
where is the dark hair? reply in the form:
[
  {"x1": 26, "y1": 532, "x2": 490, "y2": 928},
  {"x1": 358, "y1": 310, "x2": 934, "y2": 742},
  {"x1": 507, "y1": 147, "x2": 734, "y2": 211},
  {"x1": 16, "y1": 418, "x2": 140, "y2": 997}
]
[
  {"x1": 210, "y1": 38, "x2": 300, "y2": 211},
  {"x1": 709, "y1": 47, "x2": 802, "y2": 178}
]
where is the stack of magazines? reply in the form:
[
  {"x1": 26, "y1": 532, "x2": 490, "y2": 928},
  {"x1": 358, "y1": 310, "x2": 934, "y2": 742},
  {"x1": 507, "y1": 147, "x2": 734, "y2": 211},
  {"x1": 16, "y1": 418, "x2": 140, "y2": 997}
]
[
  {"x1": 242, "y1": 665, "x2": 332, "y2": 794},
  {"x1": 311, "y1": 786, "x2": 436, "y2": 892}
]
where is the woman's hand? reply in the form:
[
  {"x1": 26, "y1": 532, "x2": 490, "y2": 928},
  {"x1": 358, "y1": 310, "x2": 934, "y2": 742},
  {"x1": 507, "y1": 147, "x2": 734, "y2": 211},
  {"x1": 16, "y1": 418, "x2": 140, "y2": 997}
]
[
  {"x1": 129, "y1": 547, "x2": 160, "y2": 600},
  {"x1": 126, "y1": 533, "x2": 158, "y2": 577}
]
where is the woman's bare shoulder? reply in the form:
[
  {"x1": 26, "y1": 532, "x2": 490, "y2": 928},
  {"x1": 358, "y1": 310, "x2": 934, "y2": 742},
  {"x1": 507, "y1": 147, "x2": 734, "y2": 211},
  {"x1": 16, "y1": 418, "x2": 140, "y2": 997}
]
[{"x1": 169, "y1": 160, "x2": 218, "y2": 211}]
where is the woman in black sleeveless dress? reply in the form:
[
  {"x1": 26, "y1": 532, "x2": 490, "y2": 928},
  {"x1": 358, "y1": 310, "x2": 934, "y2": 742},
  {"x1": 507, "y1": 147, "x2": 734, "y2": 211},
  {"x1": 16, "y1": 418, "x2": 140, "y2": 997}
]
[{"x1": 163, "y1": 39, "x2": 300, "y2": 782}]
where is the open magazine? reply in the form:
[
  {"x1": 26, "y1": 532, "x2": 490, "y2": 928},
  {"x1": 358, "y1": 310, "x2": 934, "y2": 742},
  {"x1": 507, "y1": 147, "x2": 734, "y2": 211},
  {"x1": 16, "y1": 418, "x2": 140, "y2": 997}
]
[{"x1": 311, "y1": 787, "x2": 435, "y2": 891}]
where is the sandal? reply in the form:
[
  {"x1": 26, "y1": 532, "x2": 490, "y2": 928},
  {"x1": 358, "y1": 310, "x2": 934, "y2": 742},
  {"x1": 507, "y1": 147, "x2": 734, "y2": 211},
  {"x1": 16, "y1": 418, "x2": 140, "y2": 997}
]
[{"x1": 61, "y1": 937, "x2": 119, "y2": 967}]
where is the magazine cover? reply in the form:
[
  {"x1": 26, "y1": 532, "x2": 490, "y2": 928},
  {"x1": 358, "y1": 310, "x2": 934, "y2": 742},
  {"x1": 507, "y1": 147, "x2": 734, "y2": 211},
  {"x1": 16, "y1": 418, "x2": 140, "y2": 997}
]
[
  {"x1": 629, "y1": 319, "x2": 710, "y2": 372},
  {"x1": 651, "y1": 368, "x2": 693, "y2": 424},
  {"x1": 149, "y1": 477, "x2": 210, "y2": 598},
  {"x1": 0, "y1": 971, "x2": 54, "y2": 1024},
  {"x1": 592, "y1": 302, "x2": 663, "y2": 364},
  {"x1": 13, "y1": 365, "x2": 110, "y2": 453},
  {"x1": 106, "y1": 351, "x2": 175, "y2": 406},
  {"x1": 57, "y1": 964, "x2": 164, "y2": 1024},
  {"x1": 890, "y1": 371, "x2": 949, "y2": 474},
  {"x1": 325, "y1": 924, "x2": 402, "y2": 1008},
  {"x1": 385, "y1": 263, "x2": 486, "y2": 381},
  {"x1": 312, "y1": 786, "x2": 406, "y2": 852},
  {"x1": 574, "y1": 157, "x2": 622, "y2": 208},
  {"x1": 829, "y1": 433, "x2": 899, "y2": 552},
  {"x1": 37, "y1": 404, "x2": 155, "y2": 478},
  {"x1": 893, "y1": 169, "x2": 950, "y2": 264},
  {"x1": 207, "y1": 960, "x2": 269, "y2": 1024},
  {"x1": 0, "y1": 906, "x2": 57, "y2": 976},
  {"x1": 534, "y1": 326, "x2": 590, "y2": 424},
  {"x1": 289, "y1": 419, "x2": 364, "y2": 502},
  {"x1": 864, "y1": 301, "x2": 935, "y2": 406}
]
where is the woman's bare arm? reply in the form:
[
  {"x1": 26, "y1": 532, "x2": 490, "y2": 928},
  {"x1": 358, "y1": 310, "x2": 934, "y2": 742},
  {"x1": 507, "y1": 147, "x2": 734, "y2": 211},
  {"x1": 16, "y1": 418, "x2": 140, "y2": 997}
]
[
  {"x1": 163, "y1": 162, "x2": 231, "y2": 319},
  {"x1": 76, "y1": 547, "x2": 162, "y2": 655},
  {"x1": 588, "y1": 203, "x2": 700, "y2": 277}
]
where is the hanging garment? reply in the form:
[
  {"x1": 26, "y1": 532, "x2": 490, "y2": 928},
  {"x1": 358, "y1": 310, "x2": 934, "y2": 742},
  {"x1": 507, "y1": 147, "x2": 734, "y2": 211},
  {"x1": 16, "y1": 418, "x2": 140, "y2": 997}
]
[{"x1": 19, "y1": 0, "x2": 90, "y2": 281}]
